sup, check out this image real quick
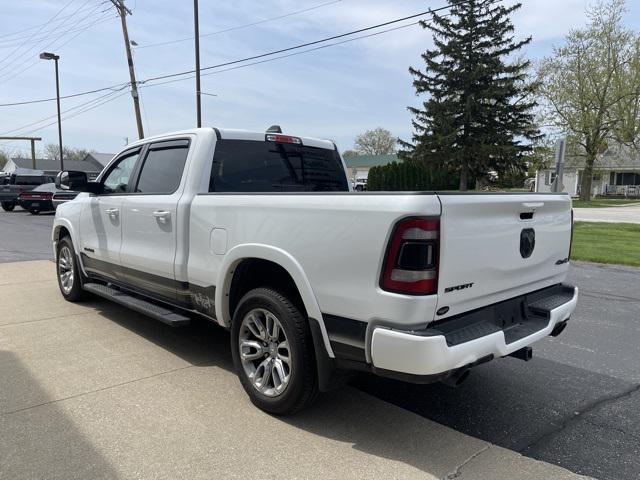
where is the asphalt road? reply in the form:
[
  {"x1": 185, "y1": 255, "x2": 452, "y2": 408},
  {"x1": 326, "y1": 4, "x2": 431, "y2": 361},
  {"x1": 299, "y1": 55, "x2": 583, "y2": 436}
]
[
  {"x1": 1, "y1": 207, "x2": 638, "y2": 479},
  {"x1": 0, "y1": 207, "x2": 55, "y2": 262}
]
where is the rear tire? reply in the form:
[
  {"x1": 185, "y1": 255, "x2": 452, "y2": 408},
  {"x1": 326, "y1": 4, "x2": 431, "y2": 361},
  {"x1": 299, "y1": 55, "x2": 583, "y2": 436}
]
[
  {"x1": 29, "y1": 209, "x2": 39, "y2": 215},
  {"x1": 56, "y1": 236, "x2": 88, "y2": 302},
  {"x1": 1, "y1": 201, "x2": 15, "y2": 212},
  {"x1": 231, "y1": 287, "x2": 318, "y2": 415}
]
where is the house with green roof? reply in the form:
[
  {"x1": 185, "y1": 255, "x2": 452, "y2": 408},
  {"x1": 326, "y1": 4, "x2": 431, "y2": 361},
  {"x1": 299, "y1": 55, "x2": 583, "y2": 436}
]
[{"x1": 343, "y1": 153, "x2": 398, "y2": 189}]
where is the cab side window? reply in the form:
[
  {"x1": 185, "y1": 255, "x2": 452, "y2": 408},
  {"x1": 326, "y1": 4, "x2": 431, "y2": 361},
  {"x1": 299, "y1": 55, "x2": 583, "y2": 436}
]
[
  {"x1": 102, "y1": 151, "x2": 140, "y2": 194},
  {"x1": 134, "y1": 140, "x2": 189, "y2": 194}
]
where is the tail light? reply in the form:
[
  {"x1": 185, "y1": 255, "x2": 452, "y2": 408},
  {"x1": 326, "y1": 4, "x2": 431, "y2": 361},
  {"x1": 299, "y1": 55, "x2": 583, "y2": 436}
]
[
  {"x1": 21, "y1": 192, "x2": 52, "y2": 200},
  {"x1": 380, "y1": 217, "x2": 439, "y2": 295},
  {"x1": 266, "y1": 134, "x2": 301, "y2": 144}
]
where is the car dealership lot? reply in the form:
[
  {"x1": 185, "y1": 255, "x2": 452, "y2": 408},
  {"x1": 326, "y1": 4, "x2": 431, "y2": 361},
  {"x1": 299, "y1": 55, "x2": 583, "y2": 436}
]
[{"x1": 1, "y1": 209, "x2": 639, "y2": 479}]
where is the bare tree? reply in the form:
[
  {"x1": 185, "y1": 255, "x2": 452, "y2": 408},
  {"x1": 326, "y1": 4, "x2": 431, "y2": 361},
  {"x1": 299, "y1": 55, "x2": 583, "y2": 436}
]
[
  {"x1": 538, "y1": 0, "x2": 640, "y2": 200},
  {"x1": 354, "y1": 128, "x2": 397, "y2": 155},
  {"x1": 44, "y1": 144, "x2": 94, "y2": 162},
  {"x1": 0, "y1": 149, "x2": 8, "y2": 170}
]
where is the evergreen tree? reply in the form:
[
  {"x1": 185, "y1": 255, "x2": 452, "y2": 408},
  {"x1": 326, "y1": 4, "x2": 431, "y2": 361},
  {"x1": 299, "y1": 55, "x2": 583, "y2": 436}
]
[{"x1": 401, "y1": 0, "x2": 539, "y2": 190}]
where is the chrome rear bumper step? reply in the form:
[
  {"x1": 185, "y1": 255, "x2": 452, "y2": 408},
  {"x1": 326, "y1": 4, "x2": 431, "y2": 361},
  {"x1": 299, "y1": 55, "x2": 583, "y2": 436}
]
[{"x1": 83, "y1": 282, "x2": 191, "y2": 327}]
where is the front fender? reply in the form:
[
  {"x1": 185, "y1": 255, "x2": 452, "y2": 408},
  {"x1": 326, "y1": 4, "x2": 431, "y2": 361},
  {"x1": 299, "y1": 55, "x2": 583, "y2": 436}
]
[
  {"x1": 215, "y1": 243, "x2": 334, "y2": 358},
  {"x1": 52, "y1": 200, "x2": 85, "y2": 274}
]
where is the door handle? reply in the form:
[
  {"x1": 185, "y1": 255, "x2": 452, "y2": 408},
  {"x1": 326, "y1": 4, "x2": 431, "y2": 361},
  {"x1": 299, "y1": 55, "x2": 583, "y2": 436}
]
[
  {"x1": 152, "y1": 210, "x2": 171, "y2": 223},
  {"x1": 105, "y1": 208, "x2": 119, "y2": 217}
]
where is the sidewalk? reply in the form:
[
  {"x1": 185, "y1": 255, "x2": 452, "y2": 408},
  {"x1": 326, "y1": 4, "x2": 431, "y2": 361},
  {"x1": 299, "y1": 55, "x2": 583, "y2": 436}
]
[
  {"x1": 0, "y1": 261, "x2": 591, "y2": 480},
  {"x1": 573, "y1": 204, "x2": 640, "y2": 224}
]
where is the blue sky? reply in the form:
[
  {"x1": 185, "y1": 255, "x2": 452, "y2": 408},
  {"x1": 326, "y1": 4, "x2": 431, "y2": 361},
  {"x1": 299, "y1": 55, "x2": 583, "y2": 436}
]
[{"x1": 1, "y1": 0, "x2": 639, "y2": 158}]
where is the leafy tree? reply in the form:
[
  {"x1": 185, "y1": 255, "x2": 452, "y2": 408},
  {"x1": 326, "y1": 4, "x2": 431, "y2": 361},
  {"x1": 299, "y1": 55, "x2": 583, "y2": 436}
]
[
  {"x1": 538, "y1": 0, "x2": 640, "y2": 200},
  {"x1": 401, "y1": 0, "x2": 539, "y2": 190},
  {"x1": 341, "y1": 149, "x2": 359, "y2": 158},
  {"x1": 354, "y1": 127, "x2": 397, "y2": 155}
]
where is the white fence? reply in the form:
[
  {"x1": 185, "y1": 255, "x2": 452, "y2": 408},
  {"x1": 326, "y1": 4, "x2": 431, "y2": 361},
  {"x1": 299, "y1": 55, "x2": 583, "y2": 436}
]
[{"x1": 604, "y1": 185, "x2": 640, "y2": 197}]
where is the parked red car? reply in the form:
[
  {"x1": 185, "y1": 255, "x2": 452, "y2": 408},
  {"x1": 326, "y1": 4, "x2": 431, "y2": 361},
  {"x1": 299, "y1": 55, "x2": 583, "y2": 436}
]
[{"x1": 18, "y1": 183, "x2": 78, "y2": 214}]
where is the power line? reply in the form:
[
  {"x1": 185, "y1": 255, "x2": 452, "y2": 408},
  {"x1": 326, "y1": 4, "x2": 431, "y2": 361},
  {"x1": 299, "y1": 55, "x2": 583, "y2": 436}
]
[
  {"x1": 0, "y1": 0, "x2": 95, "y2": 71},
  {"x1": 0, "y1": 12, "x2": 117, "y2": 84},
  {"x1": 0, "y1": 0, "x2": 77, "y2": 67},
  {"x1": 0, "y1": 12, "x2": 113, "y2": 50},
  {"x1": 142, "y1": 20, "x2": 423, "y2": 89},
  {"x1": 0, "y1": 2, "x2": 110, "y2": 79},
  {"x1": 140, "y1": 4, "x2": 461, "y2": 85},
  {"x1": 135, "y1": 0, "x2": 343, "y2": 50},
  {"x1": 0, "y1": 2, "x2": 108, "y2": 40},
  {"x1": 0, "y1": 0, "x2": 476, "y2": 108},
  {"x1": 0, "y1": 2, "x2": 109, "y2": 44},
  {"x1": 0, "y1": 88, "x2": 128, "y2": 136},
  {"x1": 8, "y1": 90, "x2": 129, "y2": 138}
]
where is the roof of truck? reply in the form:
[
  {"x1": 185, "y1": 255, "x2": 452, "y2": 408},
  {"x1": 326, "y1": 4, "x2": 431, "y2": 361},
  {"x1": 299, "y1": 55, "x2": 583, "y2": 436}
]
[{"x1": 123, "y1": 127, "x2": 336, "y2": 151}]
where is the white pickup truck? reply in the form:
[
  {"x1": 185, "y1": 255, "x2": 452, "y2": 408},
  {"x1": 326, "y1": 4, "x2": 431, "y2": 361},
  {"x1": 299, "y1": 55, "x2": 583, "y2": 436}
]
[{"x1": 53, "y1": 127, "x2": 578, "y2": 414}]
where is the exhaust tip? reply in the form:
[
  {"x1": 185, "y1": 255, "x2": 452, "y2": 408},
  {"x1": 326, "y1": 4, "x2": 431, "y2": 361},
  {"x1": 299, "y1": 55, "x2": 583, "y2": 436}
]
[
  {"x1": 441, "y1": 368, "x2": 471, "y2": 387},
  {"x1": 509, "y1": 346, "x2": 533, "y2": 362},
  {"x1": 550, "y1": 321, "x2": 568, "y2": 337}
]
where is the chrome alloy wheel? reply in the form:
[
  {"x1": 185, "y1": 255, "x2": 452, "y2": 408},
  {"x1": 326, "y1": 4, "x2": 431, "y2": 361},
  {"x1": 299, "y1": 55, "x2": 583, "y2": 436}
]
[
  {"x1": 238, "y1": 308, "x2": 291, "y2": 397},
  {"x1": 58, "y1": 245, "x2": 74, "y2": 294}
]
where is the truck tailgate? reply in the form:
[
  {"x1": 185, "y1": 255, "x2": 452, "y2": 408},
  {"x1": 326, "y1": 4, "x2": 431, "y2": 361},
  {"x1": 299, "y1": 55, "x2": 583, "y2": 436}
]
[{"x1": 435, "y1": 193, "x2": 572, "y2": 319}]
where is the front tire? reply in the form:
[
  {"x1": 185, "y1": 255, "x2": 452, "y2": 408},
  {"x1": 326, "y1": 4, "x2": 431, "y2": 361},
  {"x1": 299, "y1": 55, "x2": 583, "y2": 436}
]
[
  {"x1": 56, "y1": 236, "x2": 88, "y2": 302},
  {"x1": 231, "y1": 288, "x2": 318, "y2": 415},
  {"x1": 1, "y1": 201, "x2": 15, "y2": 212}
]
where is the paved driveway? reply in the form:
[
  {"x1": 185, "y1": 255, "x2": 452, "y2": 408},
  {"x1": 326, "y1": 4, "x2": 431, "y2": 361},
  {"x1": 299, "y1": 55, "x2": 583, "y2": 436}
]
[
  {"x1": 0, "y1": 261, "x2": 586, "y2": 480},
  {"x1": 573, "y1": 204, "x2": 640, "y2": 223},
  {"x1": 2, "y1": 208, "x2": 639, "y2": 479}
]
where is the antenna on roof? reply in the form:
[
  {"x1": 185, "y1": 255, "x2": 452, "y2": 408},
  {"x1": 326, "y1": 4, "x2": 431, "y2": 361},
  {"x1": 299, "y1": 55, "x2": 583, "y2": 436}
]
[{"x1": 266, "y1": 125, "x2": 282, "y2": 133}]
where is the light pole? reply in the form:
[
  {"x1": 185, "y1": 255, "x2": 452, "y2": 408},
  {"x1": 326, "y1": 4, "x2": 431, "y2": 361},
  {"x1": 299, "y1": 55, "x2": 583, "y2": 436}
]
[
  {"x1": 39, "y1": 52, "x2": 64, "y2": 171},
  {"x1": 193, "y1": 0, "x2": 202, "y2": 128}
]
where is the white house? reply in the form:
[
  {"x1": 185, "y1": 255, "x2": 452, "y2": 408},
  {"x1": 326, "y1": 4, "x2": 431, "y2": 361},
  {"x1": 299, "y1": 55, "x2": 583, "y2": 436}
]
[{"x1": 536, "y1": 147, "x2": 640, "y2": 197}]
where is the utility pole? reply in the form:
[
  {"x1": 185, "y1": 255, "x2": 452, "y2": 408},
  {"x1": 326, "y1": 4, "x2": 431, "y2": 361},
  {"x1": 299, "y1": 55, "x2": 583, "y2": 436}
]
[
  {"x1": 110, "y1": 0, "x2": 144, "y2": 139},
  {"x1": 193, "y1": 0, "x2": 202, "y2": 128},
  {"x1": 552, "y1": 138, "x2": 567, "y2": 193}
]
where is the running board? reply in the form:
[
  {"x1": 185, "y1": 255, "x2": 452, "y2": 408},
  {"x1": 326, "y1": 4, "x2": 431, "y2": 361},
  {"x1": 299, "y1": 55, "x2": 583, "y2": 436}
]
[{"x1": 83, "y1": 283, "x2": 191, "y2": 327}]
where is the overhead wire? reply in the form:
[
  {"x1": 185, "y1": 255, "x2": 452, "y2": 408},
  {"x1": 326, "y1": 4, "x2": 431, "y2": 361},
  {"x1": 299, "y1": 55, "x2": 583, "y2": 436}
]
[
  {"x1": 135, "y1": 0, "x2": 344, "y2": 50},
  {"x1": 0, "y1": 0, "x2": 473, "y2": 107},
  {"x1": 1, "y1": 0, "x2": 488, "y2": 136},
  {"x1": 0, "y1": 0, "x2": 95, "y2": 71},
  {"x1": 0, "y1": 2, "x2": 109, "y2": 43},
  {"x1": 0, "y1": 3, "x2": 114, "y2": 81}
]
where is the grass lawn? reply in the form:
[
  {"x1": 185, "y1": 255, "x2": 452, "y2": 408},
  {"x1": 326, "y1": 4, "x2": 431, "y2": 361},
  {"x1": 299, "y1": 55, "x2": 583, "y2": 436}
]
[
  {"x1": 572, "y1": 198, "x2": 640, "y2": 208},
  {"x1": 572, "y1": 222, "x2": 640, "y2": 267}
]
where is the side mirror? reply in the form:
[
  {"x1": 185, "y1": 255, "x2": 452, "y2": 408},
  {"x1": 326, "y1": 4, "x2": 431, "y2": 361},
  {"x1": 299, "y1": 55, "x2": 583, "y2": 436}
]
[{"x1": 56, "y1": 170, "x2": 88, "y2": 191}]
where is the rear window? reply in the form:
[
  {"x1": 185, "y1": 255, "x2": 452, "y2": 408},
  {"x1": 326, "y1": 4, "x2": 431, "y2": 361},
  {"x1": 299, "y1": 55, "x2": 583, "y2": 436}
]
[
  {"x1": 15, "y1": 176, "x2": 45, "y2": 185},
  {"x1": 209, "y1": 139, "x2": 348, "y2": 192}
]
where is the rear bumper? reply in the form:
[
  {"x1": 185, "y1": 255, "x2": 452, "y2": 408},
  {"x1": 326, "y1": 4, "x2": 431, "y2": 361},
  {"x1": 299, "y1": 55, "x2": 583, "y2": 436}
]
[
  {"x1": 19, "y1": 200, "x2": 54, "y2": 211},
  {"x1": 370, "y1": 283, "x2": 578, "y2": 377}
]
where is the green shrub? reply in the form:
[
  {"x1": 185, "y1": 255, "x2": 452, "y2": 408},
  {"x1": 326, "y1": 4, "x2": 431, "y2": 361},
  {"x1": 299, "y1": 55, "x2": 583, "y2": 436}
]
[{"x1": 367, "y1": 161, "x2": 456, "y2": 191}]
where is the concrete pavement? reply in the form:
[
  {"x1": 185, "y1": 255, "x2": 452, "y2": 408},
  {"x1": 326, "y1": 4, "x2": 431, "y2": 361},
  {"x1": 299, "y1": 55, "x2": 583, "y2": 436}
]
[
  {"x1": 0, "y1": 260, "x2": 590, "y2": 480},
  {"x1": 573, "y1": 204, "x2": 640, "y2": 223}
]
